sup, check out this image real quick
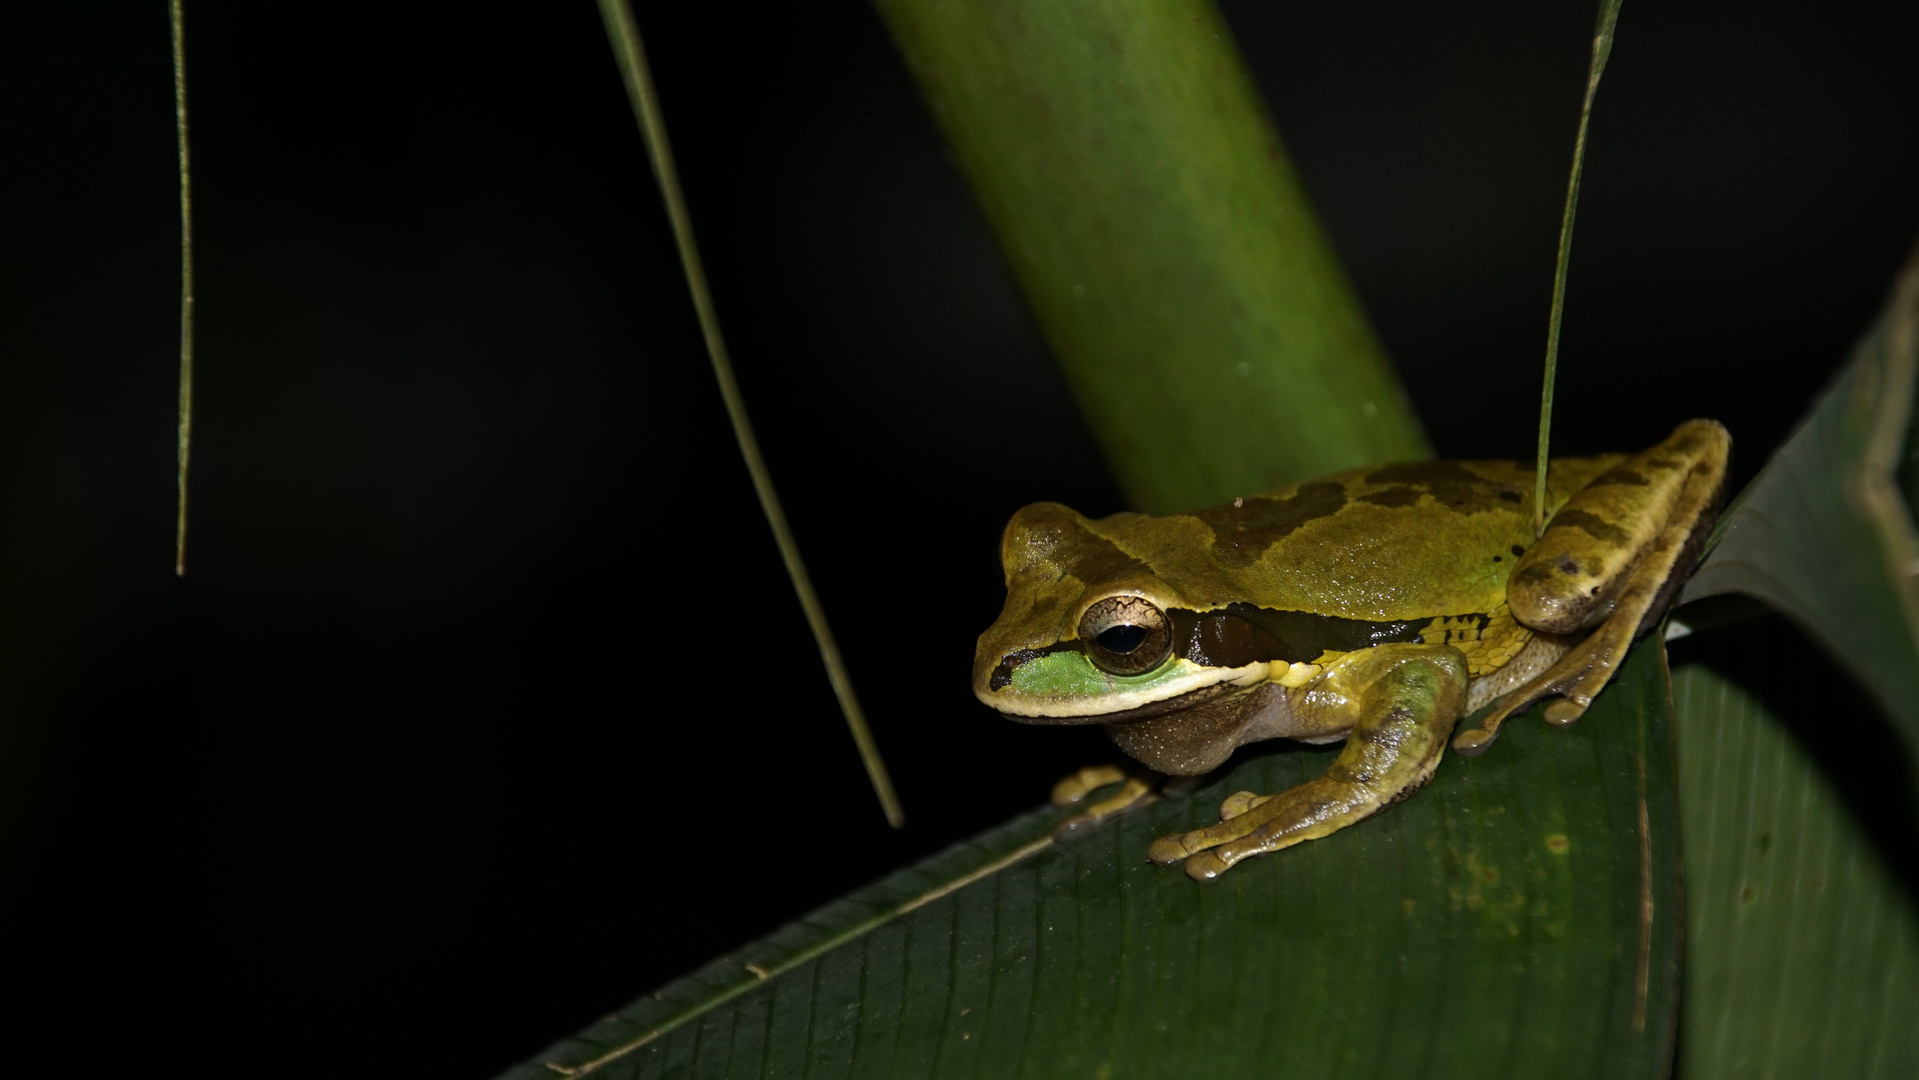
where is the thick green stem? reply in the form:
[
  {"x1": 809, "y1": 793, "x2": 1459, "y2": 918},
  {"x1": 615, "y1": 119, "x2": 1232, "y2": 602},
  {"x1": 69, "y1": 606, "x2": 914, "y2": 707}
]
[{"x1": 873, "y1": 0, "x2": 1428, "y2": 512}]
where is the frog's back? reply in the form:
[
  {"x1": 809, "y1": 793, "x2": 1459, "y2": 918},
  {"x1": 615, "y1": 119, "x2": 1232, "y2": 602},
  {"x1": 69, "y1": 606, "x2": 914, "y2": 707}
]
[{"x1": 1083, "y1": 455, "x2": 1627, "y2": 623}]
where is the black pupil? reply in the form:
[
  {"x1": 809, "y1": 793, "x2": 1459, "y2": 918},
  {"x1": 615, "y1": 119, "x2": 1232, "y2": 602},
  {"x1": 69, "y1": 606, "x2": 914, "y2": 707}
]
[{"x1": 1098, "y1": 624, "x2": 1150, "y2": 654}]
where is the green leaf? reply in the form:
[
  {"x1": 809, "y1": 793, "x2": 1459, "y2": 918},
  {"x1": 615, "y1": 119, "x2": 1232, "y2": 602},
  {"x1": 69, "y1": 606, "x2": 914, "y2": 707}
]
[
  {"x1": 1679, "y1": 246, "x2": 1919, "y2": 763},
  {"x1": 502, "y1": 637, "x2": 1678, "y2": 1079},
  {"x1": 1671, "y1": 662, "x2": 1919, "y2": 1078},
  {"x1": 871, "y1": 0, "x2": 1429, "y2": 511}
]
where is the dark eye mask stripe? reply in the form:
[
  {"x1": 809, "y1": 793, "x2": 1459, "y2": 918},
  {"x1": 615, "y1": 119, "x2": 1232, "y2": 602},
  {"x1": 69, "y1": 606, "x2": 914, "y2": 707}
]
[
  {"x1": 990, "y1": 604, "x2": 1477, "y2": 690},
  {"x1": 1174, "y1": 603, "x2": 1431, "y2": 667}
]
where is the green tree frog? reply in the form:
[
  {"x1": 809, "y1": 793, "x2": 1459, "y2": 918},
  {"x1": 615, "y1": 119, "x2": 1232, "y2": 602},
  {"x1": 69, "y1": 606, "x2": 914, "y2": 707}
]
[{"x1": 973, "y1": 420, "x2": 1729, "y2": 880}]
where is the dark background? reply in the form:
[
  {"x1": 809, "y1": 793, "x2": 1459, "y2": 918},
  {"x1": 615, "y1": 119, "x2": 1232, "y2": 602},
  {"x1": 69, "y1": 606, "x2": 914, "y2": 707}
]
[{"x1": 4, "y1": 2, "x2": 1915, "y2": 1076}]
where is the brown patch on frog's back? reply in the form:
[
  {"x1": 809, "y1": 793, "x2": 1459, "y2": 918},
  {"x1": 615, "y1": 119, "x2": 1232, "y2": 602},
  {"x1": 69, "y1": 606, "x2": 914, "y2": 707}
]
[
  {"x1": 1513, "y1": 562, "x2": 1560, "y2": 588},
  {"x1": 1587, "y1": 467, "x2": 1651, "y2": 488},
  {"x1": 1356, "y1": 487, "x2": 1423, "y2": 510},
  {"x1": 1545, "y1": 508, "x2": 1632, "y2": 548},
  {"x1": 1362, "y1": 460, "x2": 1530, "y2": 517},
  {"x1": 1191, "y1": 480, "x2": 1349, "y2": 569}
]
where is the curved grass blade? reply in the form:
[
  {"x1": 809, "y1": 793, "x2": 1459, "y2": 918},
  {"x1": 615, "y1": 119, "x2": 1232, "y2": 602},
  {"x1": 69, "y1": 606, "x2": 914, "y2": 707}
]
[
  {"x1": 1534, "y1": 0, "x2": 1624, "y2": 536},
  {"x1": 170, "y1": 0, "x2": 194, "y2": 576},
  {"x1": 1679, "y1": 241, "x2": 1919, "y2": 762},
  {"x1": 595, "y1": 0, "x2": 902, "y2": 828},
  {"x1": 1672, "y1": 662, "x2": 1919, "y2": 1078},
  {"x1": 500, "y1": 636, "x2": 1679, "y2": 1079}
]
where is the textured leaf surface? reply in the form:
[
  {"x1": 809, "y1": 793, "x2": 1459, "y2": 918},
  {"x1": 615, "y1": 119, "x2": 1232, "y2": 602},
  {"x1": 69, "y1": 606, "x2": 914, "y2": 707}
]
[
  {"x1": 503, "y1": 638, "x2": 1678, "y2": 1079},
  {"x1": 1680, "y1": 245, "x2": 1919, "y2": 761},
  {"x1": 1672, "y1": 663, "x2": 1919, "y2": 1079}
]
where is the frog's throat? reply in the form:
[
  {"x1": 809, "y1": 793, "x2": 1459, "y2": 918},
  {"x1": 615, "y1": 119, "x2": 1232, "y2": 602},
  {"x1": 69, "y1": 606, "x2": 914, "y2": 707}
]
[{"x1": 981, "y1": 660, "x2": 1271, "y2": 724}]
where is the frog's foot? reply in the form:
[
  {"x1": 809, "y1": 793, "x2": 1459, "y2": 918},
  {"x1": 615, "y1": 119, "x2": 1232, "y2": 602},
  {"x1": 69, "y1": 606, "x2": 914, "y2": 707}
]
[
  {"x1": 1149, "y1": 778, "x2": 1378, "y2": 880},
  {"x1": 1051, "y1": 765, "x2": 1161, "y2": 838},
  {"x1": 1451, "y1": 609, "x2": 1642, "y2": 755}
]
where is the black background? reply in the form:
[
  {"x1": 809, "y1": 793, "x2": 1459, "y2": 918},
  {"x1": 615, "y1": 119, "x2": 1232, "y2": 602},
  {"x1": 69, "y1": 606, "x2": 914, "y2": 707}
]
[{"x1": 4, "y1": 2, "x2": 1916, "y2": 1076}]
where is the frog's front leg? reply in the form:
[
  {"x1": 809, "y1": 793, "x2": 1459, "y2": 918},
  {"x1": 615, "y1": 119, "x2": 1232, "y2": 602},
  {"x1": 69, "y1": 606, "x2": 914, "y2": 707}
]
[
  {"x1": 1147, "y1": 643, "x2": 1468, "y2": 881},
  {"x1": 1050, "y1": 764, "x2": 1162, "y2": 837}
]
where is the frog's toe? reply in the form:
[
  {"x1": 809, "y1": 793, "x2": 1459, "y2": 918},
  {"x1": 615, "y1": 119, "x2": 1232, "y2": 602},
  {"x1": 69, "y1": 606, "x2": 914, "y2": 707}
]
[
  {"x1": 1543, "y1": 697, "x2": 1588, "y2": 726},
  {"x1": 1183, "y1": 851, "x2": 1231, "y2": 881},
  {"x1": 1053, "y1": 772, "x2": 1159, "y2": 839},
  {"x1": 1218, "y1": 790, "x2": 1268, "y2": 820},
  {"x1": 1451, "y1": 727, "x2": 1500, "y2": 756},
  {"x1": 1147, "y1": 833, "x2": 1193, "y2": 866},
  {"x1": 1051, "y1": 764, "x2": 1129, "y2": 807}
]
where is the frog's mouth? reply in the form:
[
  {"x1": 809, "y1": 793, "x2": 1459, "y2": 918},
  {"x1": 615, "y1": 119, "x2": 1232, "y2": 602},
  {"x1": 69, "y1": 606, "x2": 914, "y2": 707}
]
[{"x1": 981, "y1": 659, "x2": 1271, "y2": 724}]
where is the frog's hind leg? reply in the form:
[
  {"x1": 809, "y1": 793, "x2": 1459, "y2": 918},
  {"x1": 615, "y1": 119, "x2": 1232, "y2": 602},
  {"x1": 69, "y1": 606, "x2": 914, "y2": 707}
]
[
  {"x1": 1148, "y1": 644, "x2": 1467, "y2": 881},
  {"x1": 1453, "y1": 420, "x2": 1730, "y2": 755}
]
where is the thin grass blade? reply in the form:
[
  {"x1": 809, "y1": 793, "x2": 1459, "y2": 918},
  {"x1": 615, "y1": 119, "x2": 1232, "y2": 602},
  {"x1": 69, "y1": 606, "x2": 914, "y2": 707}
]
[
  {"x1": 170, "y1": 0, "x2": 193, "y2": 575},
  {"x1": 1533, "y1": 0, "x2": 1624, "y2": 535},
  {"x1": 595, "y1": 0, "x2": 902, "y2": 828}
]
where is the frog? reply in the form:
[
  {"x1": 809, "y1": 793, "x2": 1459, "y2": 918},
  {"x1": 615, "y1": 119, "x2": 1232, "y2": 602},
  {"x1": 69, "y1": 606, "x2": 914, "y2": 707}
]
[{"x1": 972, "y1": 419, "x2": 1730, "y2": 881}]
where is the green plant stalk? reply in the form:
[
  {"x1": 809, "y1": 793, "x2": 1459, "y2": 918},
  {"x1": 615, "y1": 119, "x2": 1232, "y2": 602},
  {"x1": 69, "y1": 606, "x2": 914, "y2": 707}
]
[
  {"x1": 1535, "y1": 0, "x2": 1623, "y2": 536},
  {"x1": 873, "y1": 0, "x2": 1428, "y2": 512},
  {"x1": 596, "y1": 0, "x2": 903, "y2": 828},
  {"x1": 171, "y1": 0, "x2": 193, "y2": 576}
]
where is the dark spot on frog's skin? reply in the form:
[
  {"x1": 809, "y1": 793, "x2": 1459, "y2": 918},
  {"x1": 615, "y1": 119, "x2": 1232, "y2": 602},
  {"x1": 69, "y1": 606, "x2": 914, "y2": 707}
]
[
  {"x1": 1589, "y1": 468, "x2": 1650, "y2": 487},
  {"x1": 1558, "y1": 557, "x2": 1579, "y2": 575},
  {"x1": 1546, "y1": 508, "x2": 1632, "y2": 547},
  {"x1": 1511, "y1": 544, "x2": 1526, "y2": 558},
  {"x1": 1497, "y1": 490, "x2": 1522, "y2": 503},
  {"x1": 1492, "y1": 555, "x2": 1502, "y2": 563},
  {"x1": 1514, "y1": 563, "x2": 1557, "y2": 587},
  {"x1": 1357, "y1": 487, "x2": 1422, "y2": 510},
  {"x1": 1193, "y1": 480, "x2": 1348, "y2": 568},
  {"x1": 1363, "y1": 461, "x2": 1519, "y2": 515}
]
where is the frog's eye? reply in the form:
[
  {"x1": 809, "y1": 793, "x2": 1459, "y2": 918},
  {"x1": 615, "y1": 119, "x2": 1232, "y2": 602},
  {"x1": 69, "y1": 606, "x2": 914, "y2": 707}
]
[{"x1": 1079, "y1": 596, "x2": 1172, "y2": 676}]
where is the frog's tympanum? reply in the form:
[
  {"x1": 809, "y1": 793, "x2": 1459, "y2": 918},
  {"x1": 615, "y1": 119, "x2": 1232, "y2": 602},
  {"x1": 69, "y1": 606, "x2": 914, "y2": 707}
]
[{"x1": 974, "y1": 420, "x2": 1729, "y2": 880}]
